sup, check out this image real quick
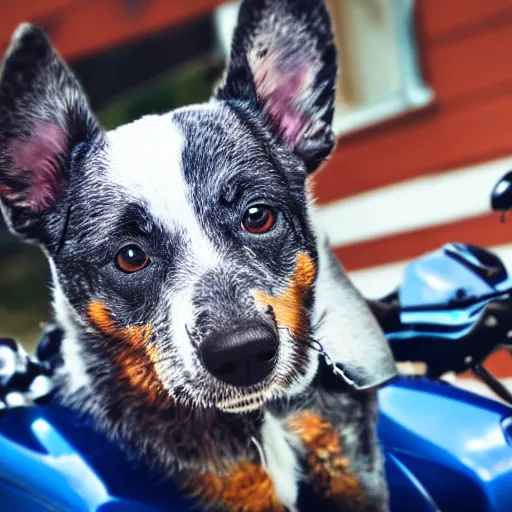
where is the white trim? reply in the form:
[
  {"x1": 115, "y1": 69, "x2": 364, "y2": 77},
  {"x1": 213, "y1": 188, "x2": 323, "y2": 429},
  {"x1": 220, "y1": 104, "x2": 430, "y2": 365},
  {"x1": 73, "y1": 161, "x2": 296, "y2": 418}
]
[
  {"x1": 214, "y1": 1, "x2": 239, "y2": 58},
  {"x1": 451, "y1": 377, "x2": 512, "y2": 402},
  {"x1": 333, "y1": 0, "x2": 435, "y2": 135},
  {"x1": 348, "y1": 258, "x2": 409, "y2": 299},
  {"x1": 314, "y1": 155, "x2": 512, "y2": 248},
  {"x1": 333, "y1": 90, "x2": 433, "y2": 136}
]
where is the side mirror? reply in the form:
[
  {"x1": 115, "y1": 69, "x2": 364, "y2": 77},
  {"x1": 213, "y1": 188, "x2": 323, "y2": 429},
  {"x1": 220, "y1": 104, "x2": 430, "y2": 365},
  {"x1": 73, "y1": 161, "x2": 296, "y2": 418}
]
[{"x1": 491, "y1": 170, "x2": 512, "y2": 211}]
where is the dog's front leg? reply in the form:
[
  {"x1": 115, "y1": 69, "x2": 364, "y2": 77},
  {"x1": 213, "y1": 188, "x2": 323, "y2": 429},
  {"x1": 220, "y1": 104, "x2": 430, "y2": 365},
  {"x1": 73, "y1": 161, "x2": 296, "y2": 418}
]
[
  {"x1": 288, "y1": 411, "x2": 363, "y2": 509},
  {"x1": 288, "y1": 406, "x2": 388, "y2": 512},
  {"x1": 187, "y1": 460, "x2": 286, "y2": 512}
]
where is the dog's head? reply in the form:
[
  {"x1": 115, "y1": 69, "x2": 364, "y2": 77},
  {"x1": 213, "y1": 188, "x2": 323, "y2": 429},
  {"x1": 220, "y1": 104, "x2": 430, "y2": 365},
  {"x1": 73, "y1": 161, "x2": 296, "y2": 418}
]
[{"x1": 0, "y1": 0, "x2": 391, "y2": 416}]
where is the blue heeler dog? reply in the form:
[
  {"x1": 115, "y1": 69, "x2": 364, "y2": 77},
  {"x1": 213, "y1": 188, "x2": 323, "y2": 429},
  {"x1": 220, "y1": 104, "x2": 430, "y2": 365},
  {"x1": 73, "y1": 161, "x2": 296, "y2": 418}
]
[{"x1": 0, "y1": 0, "x2": 397, "y2": 510}]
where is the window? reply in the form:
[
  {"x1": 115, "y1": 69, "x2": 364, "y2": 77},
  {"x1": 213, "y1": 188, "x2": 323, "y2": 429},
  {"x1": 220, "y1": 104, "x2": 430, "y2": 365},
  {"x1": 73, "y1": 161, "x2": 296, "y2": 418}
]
[{"x1": 215, "y1": 0, "x2": 433, "y2": 136}]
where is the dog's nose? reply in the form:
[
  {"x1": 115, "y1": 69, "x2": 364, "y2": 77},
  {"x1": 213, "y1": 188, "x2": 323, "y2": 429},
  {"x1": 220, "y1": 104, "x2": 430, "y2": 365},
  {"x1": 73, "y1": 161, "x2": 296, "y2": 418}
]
[{"x1": 199, "y1": 323, "x2": 278, "y2": 387}]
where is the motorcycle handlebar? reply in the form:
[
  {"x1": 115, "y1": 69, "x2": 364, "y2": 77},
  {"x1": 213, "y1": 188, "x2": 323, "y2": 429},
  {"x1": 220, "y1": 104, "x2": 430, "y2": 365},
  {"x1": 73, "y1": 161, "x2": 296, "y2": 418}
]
[{"x1": 368, "y1": 293, "x2": 512, "y2": 378}]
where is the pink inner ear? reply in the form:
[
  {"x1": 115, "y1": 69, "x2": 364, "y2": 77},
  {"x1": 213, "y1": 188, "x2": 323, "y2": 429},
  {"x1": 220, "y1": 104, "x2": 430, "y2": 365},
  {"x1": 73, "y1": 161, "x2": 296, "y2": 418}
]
[
  {"x1": 10, "y1": 121, "x2": 67, "y2": 211},
  {"x1": 252, "y1": 52, "x2": 313, "y2": 147}
]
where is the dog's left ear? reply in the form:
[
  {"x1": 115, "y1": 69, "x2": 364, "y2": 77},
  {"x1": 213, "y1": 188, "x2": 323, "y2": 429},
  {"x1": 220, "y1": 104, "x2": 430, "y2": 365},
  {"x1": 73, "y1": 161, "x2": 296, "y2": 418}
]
[
  {"x1": 0, "y1": 23, "x2": 100, "y2": 243},
  {"x1": 215, "y1": 0, "x2": 337, "y2": 173}
]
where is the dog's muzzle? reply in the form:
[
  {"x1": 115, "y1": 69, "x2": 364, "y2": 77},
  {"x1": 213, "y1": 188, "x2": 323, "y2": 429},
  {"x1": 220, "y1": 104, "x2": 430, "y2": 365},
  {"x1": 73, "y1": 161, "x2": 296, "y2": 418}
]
[{"x1": 199, "y1": 322, "x2": 278, "y2": 387}]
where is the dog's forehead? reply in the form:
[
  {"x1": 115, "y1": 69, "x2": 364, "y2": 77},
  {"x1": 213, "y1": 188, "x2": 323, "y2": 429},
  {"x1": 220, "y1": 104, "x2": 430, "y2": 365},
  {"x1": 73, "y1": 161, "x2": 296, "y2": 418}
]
[
  {"x1": 103, "y1": 109, "x2": 209, "y2": 268},
  {"x1": 104, "y1": 102, "x2": 266, "y2": 224},
  {"x1": 101, "y1": 102, "x2": 266, "y2": 269},
  {"x1": 105, "y1": 111, "x2": 185, "y2": 220}
]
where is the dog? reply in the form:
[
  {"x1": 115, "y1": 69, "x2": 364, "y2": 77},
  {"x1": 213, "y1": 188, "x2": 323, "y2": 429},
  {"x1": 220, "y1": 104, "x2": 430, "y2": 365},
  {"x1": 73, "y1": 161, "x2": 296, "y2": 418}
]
[{"x1": 0, "y1": 0, "x2": 397, "y2": 510}]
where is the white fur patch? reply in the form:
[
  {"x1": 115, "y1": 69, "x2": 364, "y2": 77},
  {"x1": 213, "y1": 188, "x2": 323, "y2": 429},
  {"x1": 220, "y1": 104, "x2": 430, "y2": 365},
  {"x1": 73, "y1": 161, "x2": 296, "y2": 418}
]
[
  {"x1": 105, "y1": 113, "x2": 219, "y2": 270},
  {"x1": 166, "y1": 285, "x2": 198, "y2": 375},
  {"x1": 261, "y1": 412, "x2": 300, "y2": 512},
  {"x1": 105, "y1": 112, "x2": 223, "y2": 370},
  {"x1": 309, "y1": 207, "x2": 397, "y2": 389},
  {"x1": 49, "y1": 259, "x2": 91, "y2": 394}
]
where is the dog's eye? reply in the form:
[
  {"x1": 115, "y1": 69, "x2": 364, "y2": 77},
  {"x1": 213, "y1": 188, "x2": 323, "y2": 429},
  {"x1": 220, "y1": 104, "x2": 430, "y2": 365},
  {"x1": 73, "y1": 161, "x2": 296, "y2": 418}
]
[
  {"x1": 242, "y1": 205, "x2": 276, "y2": 234},
  {"x1": 115, "y1": 244, "x2": 150, "y2": 273}
]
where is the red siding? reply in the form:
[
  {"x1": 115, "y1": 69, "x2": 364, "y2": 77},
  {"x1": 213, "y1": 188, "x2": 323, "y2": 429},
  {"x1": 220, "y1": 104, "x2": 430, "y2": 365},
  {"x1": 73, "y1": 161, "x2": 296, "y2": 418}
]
[
  {"x1": 334, "y1": 212, "x2": 507, "y2": 272},
  {"x1": 0, "y1": 0, "x2": 225, "y2": 61},
  {"x1": 316, "y1": 0, "x2": 512, "y2": 204},
  {"x1": 419, "y1": 0, "x2": 512, "y2": 41},
  {"x1": 0, "y1": 0, "x2": 74, "y2": 34},
  {"x1": 478, "y1": 350, "x2": 512, "y2": 380},
  {"x1": 427, "y1": 17, "x2": 512, "y2": 103},
  {"x1": 323, "y1": 1, "x2": 512, "y2": 380},
  {"x1": 317, "y1": 90, "x2": 512, "y2": 203}
]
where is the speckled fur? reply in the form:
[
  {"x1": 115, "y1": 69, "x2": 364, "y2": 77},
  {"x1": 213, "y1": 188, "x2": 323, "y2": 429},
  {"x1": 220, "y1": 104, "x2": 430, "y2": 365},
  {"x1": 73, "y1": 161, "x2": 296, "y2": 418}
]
[{"x1": 0, "y1": 1, "x2": 395, "y2": 510}]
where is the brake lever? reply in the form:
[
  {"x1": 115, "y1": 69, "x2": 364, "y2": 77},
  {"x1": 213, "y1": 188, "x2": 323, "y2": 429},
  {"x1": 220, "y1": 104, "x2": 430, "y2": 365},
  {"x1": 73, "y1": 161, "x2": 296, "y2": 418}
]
[{"x1": 472, "y1": 363, "x2": 512, "y2": 406}]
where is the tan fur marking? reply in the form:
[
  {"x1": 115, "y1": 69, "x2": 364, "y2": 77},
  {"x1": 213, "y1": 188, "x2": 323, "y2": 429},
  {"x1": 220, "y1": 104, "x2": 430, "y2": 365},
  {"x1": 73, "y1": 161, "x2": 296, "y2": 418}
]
[
  {"x1": 190, "y1": 461, "x2": 285, "y2": 512},
  {"x1": 88, "y1": 301, "x2": 170, "y2": 404},
  {"x1": 305, "y1": 174, "x2": 316, "y2": 203},
  {"x1": 288, "y1": 411, "x2": 362, "y2": 500},
  {"x1": 255, "y1": 253, "x2": 316, "y2": 337}
]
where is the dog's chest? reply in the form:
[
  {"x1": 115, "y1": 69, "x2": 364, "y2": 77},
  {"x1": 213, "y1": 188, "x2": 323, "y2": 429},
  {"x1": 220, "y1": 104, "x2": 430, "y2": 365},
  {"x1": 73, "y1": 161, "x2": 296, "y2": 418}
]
[
  {"x1": 255, "y1": 402, "x2": 366, "y2": 512},
  {"x1": 261, "y1": 413, "x2": 300, "y2": 511}
]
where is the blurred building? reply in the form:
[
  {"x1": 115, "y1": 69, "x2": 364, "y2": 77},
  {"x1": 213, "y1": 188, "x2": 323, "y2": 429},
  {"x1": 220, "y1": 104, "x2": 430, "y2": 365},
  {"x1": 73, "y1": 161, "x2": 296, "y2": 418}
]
[{"x1": 0, "y1": 0, "x2": 511, "y2": 379}]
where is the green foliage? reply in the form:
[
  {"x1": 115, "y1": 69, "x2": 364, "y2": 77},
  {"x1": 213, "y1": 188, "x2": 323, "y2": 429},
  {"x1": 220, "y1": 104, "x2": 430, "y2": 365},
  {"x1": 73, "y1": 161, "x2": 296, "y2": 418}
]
[
  {"x1": 0, "y1": 235, "x2": 50, "y2": 349},
  {"x1": 99, "y1": 58, "x2": 213, "y2": 130}
]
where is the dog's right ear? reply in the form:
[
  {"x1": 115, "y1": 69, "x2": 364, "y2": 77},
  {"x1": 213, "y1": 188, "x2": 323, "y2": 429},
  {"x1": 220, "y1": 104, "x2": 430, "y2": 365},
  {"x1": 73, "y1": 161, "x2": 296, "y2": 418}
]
[
  {"x1": 0, "y1": 23, "x2": 100, "y2": 242},
  {"x1": 215, "y1": 0, "x2": 337, "y2": 173}
]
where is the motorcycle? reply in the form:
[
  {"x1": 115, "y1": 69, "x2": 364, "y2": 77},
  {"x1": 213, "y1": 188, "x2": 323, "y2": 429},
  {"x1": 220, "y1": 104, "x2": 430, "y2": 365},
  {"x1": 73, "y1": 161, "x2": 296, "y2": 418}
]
[{"x1": 1, "y1": 174, "x2": 512, "y2": 511}]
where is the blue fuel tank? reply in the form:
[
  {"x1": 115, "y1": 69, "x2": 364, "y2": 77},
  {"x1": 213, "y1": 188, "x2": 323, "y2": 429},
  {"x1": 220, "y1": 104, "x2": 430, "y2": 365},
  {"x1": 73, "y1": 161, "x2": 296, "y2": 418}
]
[{"x1": 1, "y1": 377, "x2": 511, "y2": 511}]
